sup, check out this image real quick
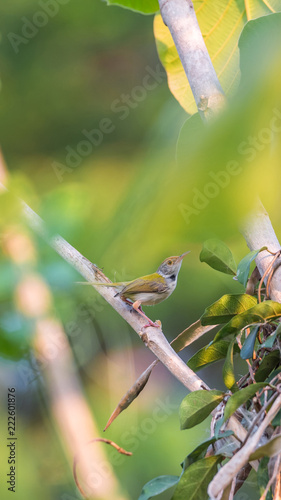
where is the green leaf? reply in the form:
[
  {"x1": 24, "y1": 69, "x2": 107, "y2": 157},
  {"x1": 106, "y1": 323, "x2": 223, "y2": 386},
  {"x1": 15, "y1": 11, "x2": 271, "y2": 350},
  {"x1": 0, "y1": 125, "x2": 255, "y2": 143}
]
[
  {"x1": 240, "y1": 326, "x2": 259, "y2": 360},
  {"x1": 201, "y1": 294, "x2": 257, "y2": 326},
  {"x1": 236, "y1": 247, "x2": 267, "y2": 287},
  {"x1": 200, "y1": 239, "x2": 236, "y2": 275},
  {"x1": 239, "y1": 13, "x2": 281, "y2": 85},
  {"x1": 224, "y1": 383, "x2": 268, "y2": 421},
  {"x1": 257, "y1": 458, "x2": 272, "y2": 500},
  {"x1": 263, "y1": 322, "x2": 281, "y2": 348},
  {"x1": 154, "y1": 3, "x2": 281, "y2": 114},
  {"x1": 255, "y1": 351, "x2": 280, "y2": 382},
  {"x1": 249, "y1": 435, "x2": 281, "y2": 460},
  {"x1": 138, "y1": 475, "x2": 179, "y2": 500},
  {"x1": 106, "y1": 0, "x2": 158, "y2": 14},
  {"x1": 182, "y1": 432, "x2": 233, "y2": 470},
  {"x1": 171, "y1": 320, "x2": 217, "y2": 353},
  {"x1": 187, "y1": 341, "x2": 231, "y2": 372},
  {"x1": 180, "y1": 390, "x2": 224, "y2": 430},
  {"x1": 223, "y1": 339, "x2": 236, "y2": 390},
  {"x1": 262, "y1": 330, "x2": 278, "y2": 349},
  {"x1": 214, "y1": 301, "x2": 281, "y2": 342},
  {"x1": 172, "y1": 456, "x2": 223, "y2": 500}
]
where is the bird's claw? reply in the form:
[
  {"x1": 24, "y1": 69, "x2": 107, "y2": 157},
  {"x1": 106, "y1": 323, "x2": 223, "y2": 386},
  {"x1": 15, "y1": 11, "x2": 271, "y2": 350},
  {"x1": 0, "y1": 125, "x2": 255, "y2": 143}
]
[{"x1": 143, "y1": 319, "x2": 161, "y2": 328}]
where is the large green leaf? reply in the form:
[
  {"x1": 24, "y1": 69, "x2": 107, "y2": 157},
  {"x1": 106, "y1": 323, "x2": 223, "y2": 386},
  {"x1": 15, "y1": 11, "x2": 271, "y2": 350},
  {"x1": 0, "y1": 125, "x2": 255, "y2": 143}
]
[
  {"x1": 214, "y1": 301, "x2": 281, "y2": 341},
  {"x1": 179, "y1": 390, "x2": 224, "y2": 430},
  {"x1": 224, "y1": 382, "x2": 267, "y2": 421},
  {"x1": 201, "y1": 294, "x2": 257, "y2": 325},
  {"x1": 154, "y1": 1, "x2": 281, "y2": 113},
  {"x1": 106, "y1": 0, "x2": 159, "y2": 14},
  {"x1": 138, "y1": 475, "x2": 179, "y2": 500},
  {"x1": 200, "y1": 239, "x2": 237, "y2": 275},
  {"x1": 172, "y1": 456, "x2": 223, "y2": 500},
  {"x1": 187, "y1": 341, "x2": 231, "y2": 372}
]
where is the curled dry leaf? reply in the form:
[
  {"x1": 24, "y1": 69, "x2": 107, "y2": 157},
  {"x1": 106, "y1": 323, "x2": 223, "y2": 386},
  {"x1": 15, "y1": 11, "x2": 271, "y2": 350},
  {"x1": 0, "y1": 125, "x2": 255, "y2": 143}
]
[{"x1": 246, "y1": 266, "x2": 261, "y2": 296}]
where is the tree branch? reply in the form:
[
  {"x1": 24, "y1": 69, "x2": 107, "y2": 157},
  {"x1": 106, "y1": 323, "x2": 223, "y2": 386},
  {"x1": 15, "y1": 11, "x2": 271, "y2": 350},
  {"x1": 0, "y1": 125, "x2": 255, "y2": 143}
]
[
  {"x1": 240, "y1": 201, "x2": 281, "y2": 303},
  {"x1": 158, "y1": 0, "x2": 226, "y2": 119},
  {"x1": 22, "y1": 200, "x2": 206, "y2": 393},
  {"x1": 20, "y1": 198, "x2": 249, "y2": 443},
  {"x1": 208, "y1": 394, "x2": 281, "y2": 499}
]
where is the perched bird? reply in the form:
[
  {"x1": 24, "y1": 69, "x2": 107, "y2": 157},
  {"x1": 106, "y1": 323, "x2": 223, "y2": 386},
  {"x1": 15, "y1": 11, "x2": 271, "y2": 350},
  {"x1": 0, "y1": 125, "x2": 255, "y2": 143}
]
[{"x1": 77, "y1": 252, "x2": 189, "y2": 327}]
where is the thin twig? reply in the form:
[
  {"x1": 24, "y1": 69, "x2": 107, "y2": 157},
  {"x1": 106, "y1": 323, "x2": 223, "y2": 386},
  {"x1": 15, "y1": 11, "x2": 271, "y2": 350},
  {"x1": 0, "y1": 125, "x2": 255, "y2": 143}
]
[{"x1": 73, "y1": 438, "x2": 132, "y2": 499}]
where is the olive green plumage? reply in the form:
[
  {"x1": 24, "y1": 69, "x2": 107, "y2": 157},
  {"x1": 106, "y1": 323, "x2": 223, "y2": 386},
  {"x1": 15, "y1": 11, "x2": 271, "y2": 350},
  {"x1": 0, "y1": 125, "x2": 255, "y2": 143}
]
[{"x1": 77, "y1": 252, "x2": 189, "y2": 326}]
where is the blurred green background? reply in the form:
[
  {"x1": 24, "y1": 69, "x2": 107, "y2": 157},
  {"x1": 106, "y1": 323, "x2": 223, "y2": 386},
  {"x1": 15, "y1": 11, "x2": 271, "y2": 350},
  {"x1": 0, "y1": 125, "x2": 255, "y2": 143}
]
[{"x1": 0, "y1": 1, "x2": 280, "y2": 498}]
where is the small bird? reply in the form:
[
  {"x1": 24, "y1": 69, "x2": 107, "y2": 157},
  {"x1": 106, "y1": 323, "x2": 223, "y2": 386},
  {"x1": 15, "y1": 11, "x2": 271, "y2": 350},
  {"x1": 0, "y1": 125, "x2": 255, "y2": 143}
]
[{"x1": 77, "y1": 252, "x2": 189, "y2": 327}]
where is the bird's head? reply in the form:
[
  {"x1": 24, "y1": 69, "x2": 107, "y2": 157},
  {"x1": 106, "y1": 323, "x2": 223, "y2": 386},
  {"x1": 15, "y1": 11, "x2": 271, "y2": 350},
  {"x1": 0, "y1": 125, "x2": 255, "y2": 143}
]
[{"x1": 157, "y1": 251, "x2": 190, "y2": 278}]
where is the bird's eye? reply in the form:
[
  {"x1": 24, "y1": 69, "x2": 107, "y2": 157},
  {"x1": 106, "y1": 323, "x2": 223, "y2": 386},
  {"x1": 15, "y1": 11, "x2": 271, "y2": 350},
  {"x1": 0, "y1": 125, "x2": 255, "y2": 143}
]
[{"x1": 168, "y1": 260, "x2": 172, "y2": 265}]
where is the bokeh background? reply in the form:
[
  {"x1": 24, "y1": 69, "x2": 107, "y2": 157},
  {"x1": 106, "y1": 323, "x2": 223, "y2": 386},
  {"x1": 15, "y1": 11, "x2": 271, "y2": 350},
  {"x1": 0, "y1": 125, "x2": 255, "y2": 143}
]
[{"x1": 1, "y1": 1, "x2": 281, "y2": 498}]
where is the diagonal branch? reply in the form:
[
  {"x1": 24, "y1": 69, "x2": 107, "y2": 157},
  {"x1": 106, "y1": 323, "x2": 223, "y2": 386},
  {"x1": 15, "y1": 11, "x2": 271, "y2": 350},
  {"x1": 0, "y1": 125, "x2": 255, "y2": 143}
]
[
  {"x1": 19, "y1": 197, "x2": 248, "y2": 442},
  {"x1": 22, "y1": 200, "x2": 207, "y2": 393}
]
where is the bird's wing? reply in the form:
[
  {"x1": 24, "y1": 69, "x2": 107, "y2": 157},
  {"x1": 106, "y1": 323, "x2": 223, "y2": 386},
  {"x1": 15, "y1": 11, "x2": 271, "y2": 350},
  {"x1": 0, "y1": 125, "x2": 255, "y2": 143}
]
[{"x1": 121, "y1": 273, "x2": 168, "y2": 295}]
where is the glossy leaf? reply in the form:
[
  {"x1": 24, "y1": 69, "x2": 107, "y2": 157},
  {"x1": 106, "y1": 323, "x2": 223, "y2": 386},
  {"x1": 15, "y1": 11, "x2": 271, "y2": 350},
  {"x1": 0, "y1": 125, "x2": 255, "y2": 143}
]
[
  {"x1": 172, "y1": 456, "x2": 223, "y2": 500},
  {"x1": 255, "y1": 350, "x2": 280, "y2": 382},
  {"x1": 214, "y1": 301, "x2": 281, "y2": 341},
  {"x1": 236, "y1": 247, "x2": 267, "y2": 287},
  {"x1": 200, "y1": 239, "x2": 237, "y2": 275},
  {"x1": 154, "y1": 2, "x2": 281, "y2": 114},
  {"x1": 240, "y1": 326, "x2": 259, "y2": 360},
  {"x1": 249, "y1": 435, "x2": 281, "y2": 460},
  {"x1": 201, "y1": 294, "x2": 257, "y2": 326},
  {"x1": 223, "y1": 340, "x2": 236, "y2": 390},
  {"x1": 180, "y1": 390, "x2": 224, "y2": 430},
  {"x1": 187, "y1": 341, "x2": 231, "y2": 372},
  {"x1": 106, "y1": 0, "x2": 158, "y2": 14},
  {"x1": 224, "y1": 383, "x2": 267, "y2": 421},
  {"x1": 138, "y1": 475, "x2": 179, "y2": 500}
]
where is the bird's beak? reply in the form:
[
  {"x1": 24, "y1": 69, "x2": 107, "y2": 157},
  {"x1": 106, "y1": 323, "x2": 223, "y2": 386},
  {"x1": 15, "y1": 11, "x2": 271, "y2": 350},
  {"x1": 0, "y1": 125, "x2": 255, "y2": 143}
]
[{"x1": 179, "y1": 251, "x2": 190, "y2": 261}]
